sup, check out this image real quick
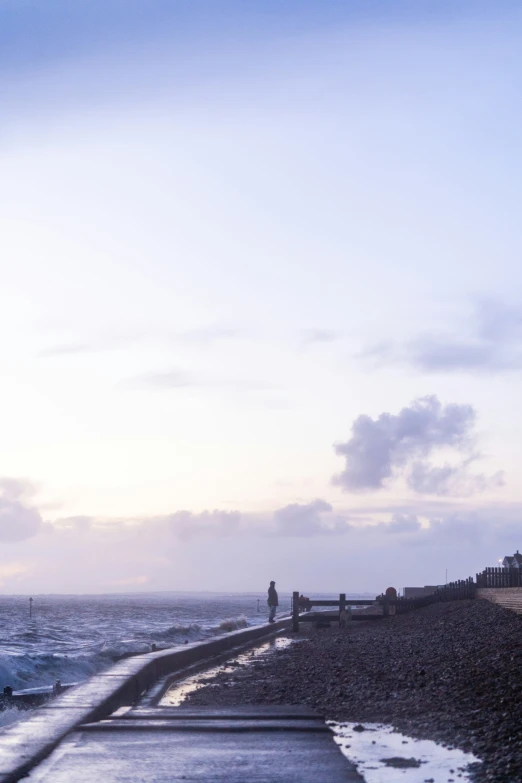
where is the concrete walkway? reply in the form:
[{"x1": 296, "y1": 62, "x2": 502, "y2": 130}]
[{"x1": 27, "y1": 705, "x2": 364, "y2": 782}]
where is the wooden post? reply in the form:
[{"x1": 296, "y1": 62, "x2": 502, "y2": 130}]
[
  {"x1": 382, "y1": 597, "x2": 389, "y2": 617},
  {"x1": 339, "y1": 593, "x2": 346, "y2": 627},
  {"x1": 292, "y1": 591, "x2": 300, "y2": 632}
]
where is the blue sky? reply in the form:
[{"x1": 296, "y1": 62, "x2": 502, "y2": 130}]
[{"x1": 1, "y1": 0, "x2": 522, "y2": 592}]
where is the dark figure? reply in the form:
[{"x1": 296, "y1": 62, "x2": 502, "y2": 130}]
[{"x1": 267, "y1": 580, "x2": 278, "y2": 622}]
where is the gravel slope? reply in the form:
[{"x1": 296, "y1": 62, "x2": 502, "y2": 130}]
[{"x1": 187, "y1": 600, "x2": 522, "y2": 782}]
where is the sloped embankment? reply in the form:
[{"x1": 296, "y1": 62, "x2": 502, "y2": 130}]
[{"x1": 188, "y1": 599, "x2": 522, "y2": 782}]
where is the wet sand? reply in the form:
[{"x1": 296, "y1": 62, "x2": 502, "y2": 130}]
[{"x1": 185, "y1": 600, "x2": 522, "y2": 782}]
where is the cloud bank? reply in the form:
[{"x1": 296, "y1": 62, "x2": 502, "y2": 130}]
[
  {"x1": 2, "y1": 498, "x2": 520, "y2": 593},
  {"x1": 0, "y1": 473, "x2": 517, "y2": 592}
]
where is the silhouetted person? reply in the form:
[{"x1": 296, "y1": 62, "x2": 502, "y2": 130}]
[{"x1": 267, "y1": 580, "x2": 278, "y2": 623}]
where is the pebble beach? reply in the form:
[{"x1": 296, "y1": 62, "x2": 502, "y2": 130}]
[{"x1": 186, "y1": 600, "x2": 522, "y2": 783}]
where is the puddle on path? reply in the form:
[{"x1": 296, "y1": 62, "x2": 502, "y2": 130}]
[
  {"x1": 329, "y1": 722, "x2": 479, "y2": 783},
  {"x1": 160, "y1": 636, "x2": 293, "y2": 706}
]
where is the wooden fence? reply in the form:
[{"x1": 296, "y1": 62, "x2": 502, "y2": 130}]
[
  {"x1": 393, "y1": 577, "x2": 476, "y2": 614},
  {"x1": 393, "y1": 570, "x2": 522, "y2": 610},
  {"x1": 476, "y1": 567, "x2": 522, "y2": 588}
]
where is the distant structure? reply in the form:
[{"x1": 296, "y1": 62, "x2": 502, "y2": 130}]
[
  {"x1": 501, "y1": 550, "x2": 522, "y2": 568},
  {"x1": 403, "y1": 585, "x2": 439, "y2": 598}
]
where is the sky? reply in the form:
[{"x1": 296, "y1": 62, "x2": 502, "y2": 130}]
[{"x1": 1, "y1": 0, "x2": 522, "y2": 593}]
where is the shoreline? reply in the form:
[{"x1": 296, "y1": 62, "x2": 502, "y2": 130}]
[{"x1": 182, "y1": 599, "x2": 522, "y2": 782}]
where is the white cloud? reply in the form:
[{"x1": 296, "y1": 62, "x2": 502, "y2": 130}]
[
  {"x1": 408, "y1": 459, "x2": 505, "y2": 497},
  {"x1": 0, "y1": 561, "x2": 33, "y2": 587},
  {"x1": 107, "y1": 575, "x2": 150, "y2": 587},
  {"x1": 119, "y1": 369, "x2": 192, "y2": 391},
  {"x1": 272, "y1": 499, "x2": 349, "y2": 537},
  {"x1": 332, "y1": 396, "x2": 501, "y2": 497},
  {"x1": 164, "y1": 510, "x2": 242, "y2": 542},
  {"x1": 384, "y1": 514, "x2": 421, "y2": 534},
  {"x1": 0, "y1": 480, "x2": 43, "y2": 542},
  {"x1": 361, "y1": 299, "x2": 522, "y2": 374}
]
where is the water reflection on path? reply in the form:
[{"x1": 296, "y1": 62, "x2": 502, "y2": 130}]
[
  {"x1": 329, "y1": 721, "x2": 479, "y2": 783},
  {"x1": 160, "y1": 636, "x2": 293, "y2": 706}
]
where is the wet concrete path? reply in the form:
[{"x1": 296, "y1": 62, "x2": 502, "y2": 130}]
[{"x1": 27, "y1": 705, "x2": 363, "y2": 782}]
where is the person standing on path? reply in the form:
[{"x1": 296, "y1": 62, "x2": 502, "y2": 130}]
[{"x1": 267, "y1": 581, "x2": 278, "y2": 623}]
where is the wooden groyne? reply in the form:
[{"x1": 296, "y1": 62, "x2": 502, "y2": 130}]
[
  {"x1": 291, "y1": 592, "x2": 382, "y2": 631},
  {"x1": 0, "y1": 681, "x2": 78, "y2": 710},
  {"x1": 290, "y1": 580, "x2": 478, "y2": 630}
]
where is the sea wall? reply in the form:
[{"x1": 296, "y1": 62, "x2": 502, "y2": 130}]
[
  {"x1": 476, "y1": 587, "x2": 522, "y2": 614},
  {"x1": 0, "y1": 616, "x2": 291, "y2": 783}
]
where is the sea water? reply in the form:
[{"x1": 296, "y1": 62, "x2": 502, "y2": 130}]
[
  {"x1": 0, "y1": 591, "x2": 284, "y2": 698},
  {"x1": 0, "y1": 590, "x2": 377, "y2": 695}
]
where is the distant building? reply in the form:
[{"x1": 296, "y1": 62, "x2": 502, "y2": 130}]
[
  {"x1": 502, "y1": 550, "x2": 522, "y2": 568},
  {"x1": 403, "y1": 586, "x2": 439, "y2": 598}
]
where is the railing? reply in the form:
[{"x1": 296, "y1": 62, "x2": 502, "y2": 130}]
[
  {"x1": 476, "y1": 567, "x2": 522, "y2": 588},
  {"x1": 291, "y1": 592, "x2": 379, "y2": 632}
]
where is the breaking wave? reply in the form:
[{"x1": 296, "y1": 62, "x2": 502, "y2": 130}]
[
  {"x1": 0, "y1": 705, "x2": 27, "y2": 731},
  {"x1": 0, "y1": 596, "x2": 260, "y2": 693},
  {"x1": 218, "y1": 615, "x2": 248, "y2": 632},
  {"x1": 153, "y1": 615, "x2": 248, "y2": 641}
]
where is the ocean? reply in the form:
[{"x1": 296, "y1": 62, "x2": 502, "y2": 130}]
[
  {"x1": 0, "y1": 591, "x2": 288, "y2": 695},
  {"x1": 0, "y1": 589, "x2": 376, "y2": 731}
]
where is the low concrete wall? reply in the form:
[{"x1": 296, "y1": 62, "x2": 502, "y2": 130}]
[
  {"x1": 0, "y1": 617, "x2": 291, "y2": 783},
  {"x1": 477, "y1": 587, "x2": 522, "y2": 596},
  {"x1": 477, "y1": 588, "x2": 522, "y2": 614}
]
